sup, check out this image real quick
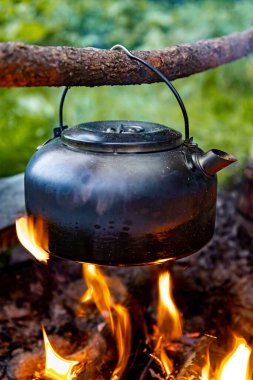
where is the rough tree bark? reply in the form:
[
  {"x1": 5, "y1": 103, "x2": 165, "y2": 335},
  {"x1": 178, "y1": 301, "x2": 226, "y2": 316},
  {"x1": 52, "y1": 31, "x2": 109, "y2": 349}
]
[{"x1": 0, "y1": 28, "x2": 253, "y2": 87}]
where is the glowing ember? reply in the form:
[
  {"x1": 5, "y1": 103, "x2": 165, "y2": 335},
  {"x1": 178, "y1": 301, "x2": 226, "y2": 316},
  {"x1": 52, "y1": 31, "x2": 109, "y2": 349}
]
[
  {"x1": 42, "y1": 326, "x2": 79, "y2": 380},
  {"x1": 157, "y1": 271, "x2": 182, "y2": 341},
  {"x1": 16, "y1": 215, "x2": 49, "y2": 263},
  {"x1": 216, "y1": 336, "x2": 251, "y2": 380},
  {"x1": 82, "y1": 264, "x2": 132, "y2": 380}
]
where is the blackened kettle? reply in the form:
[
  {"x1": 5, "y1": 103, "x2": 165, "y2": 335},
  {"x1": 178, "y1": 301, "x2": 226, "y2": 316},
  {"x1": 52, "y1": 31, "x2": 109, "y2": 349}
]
[{"x1": 22, "y1": 45, "x2": 236, "y2": 265}]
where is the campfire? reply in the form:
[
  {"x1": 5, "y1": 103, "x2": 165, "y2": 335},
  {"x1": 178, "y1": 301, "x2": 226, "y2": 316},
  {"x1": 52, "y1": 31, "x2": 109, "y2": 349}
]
[
  {"x1": 4, "y1": 41, "x2": 242, "y2": 379},
  {"x1": 3, "y1": 201, "x2": 250, "y2": 379}
]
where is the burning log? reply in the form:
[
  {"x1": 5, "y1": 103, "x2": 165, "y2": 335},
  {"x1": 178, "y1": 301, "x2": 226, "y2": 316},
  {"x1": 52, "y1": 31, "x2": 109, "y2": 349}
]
[{"x1": 0, "y1": 28, "x2": 253, "y2": 87}]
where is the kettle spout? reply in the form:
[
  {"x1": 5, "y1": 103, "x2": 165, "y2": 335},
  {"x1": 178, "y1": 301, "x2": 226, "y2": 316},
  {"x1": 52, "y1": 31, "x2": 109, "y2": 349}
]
[{"x1": 194, "y1": 149, "x2": 237, "y2": 176}]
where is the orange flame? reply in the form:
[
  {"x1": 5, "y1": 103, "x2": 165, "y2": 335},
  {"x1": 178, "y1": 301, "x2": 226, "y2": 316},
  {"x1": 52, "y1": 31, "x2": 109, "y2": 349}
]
[
  {"x1": 200, "y1": 335, "x2": 251, "y2": 380},
  {"x1": 81, "y1": 287, "x2": 93, "y2": 303},
  {"x1": 16, "y1": 215, "x2": 49, "y2": 263},
  {"x1": 216, "y1": 336, "x2": 251, "y2": 380},
  {"x1": 111, "y1": 304, "x2": 132, "y2": 380},
  {"x1": 160, "y1": 348, "x2": 173, "y2": 376},
  {"x1": 82, "y1": 264, "x2": 132, "y2": 380},
  {"x1": 155, "y1": 272, "x2": 182, "y2": 377},
  {"x1": 201, "y1": 351, "x2": 210, "y2": 380},
  {"x1": 157, "y1": 272, "x2": 182, "y2": 341},
  {"x1": 42, "y1": 326, "x2": 79, "y2": 380},
  {"x1": 82, "y1": 264, "x2": 114, "y2": 332}
]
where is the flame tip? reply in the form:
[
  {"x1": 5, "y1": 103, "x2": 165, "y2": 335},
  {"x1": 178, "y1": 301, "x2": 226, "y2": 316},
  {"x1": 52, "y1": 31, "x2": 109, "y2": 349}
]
[
  {"x1": 158, "y1": 271, "x2": 182, "y2": 341},
  {"x1": 16, "y1": 215, "x2": 50, "y2": 263}
]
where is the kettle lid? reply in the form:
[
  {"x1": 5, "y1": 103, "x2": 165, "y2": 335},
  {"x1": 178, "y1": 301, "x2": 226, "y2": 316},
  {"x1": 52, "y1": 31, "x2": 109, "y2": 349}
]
[{"x1": 61, "y1": 120, "x2": 182, "y2": 153}]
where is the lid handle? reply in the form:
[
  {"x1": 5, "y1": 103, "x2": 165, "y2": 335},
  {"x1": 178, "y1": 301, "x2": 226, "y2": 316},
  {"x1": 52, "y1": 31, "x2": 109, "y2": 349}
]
[{"x1": 56, "y1": 45, "x2": 190, "y2": 142}]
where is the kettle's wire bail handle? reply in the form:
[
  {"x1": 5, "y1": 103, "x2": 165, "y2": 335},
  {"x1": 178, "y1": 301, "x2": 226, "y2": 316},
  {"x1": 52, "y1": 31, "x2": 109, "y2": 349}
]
[
  {"x1": 55, "y1": 85, "x2": 70, "y2": 137},
  {"x1": 111, "y1": 44, "x2": 190, "y2": 142},
  {"x1": 57, "y1": 44, "x2": 190, "y2": 142}
]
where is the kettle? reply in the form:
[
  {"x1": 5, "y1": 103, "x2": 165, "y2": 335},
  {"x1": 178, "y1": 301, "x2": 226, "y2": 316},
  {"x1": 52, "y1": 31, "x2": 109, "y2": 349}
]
[{"x1": 23, "y1": 45, "x2": 236, "y2": 265}]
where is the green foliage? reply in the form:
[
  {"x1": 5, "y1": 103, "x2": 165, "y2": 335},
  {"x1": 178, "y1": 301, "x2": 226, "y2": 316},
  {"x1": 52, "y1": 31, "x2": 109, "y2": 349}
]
[{"x1": 0, "y1": 0, "x2": 253, "y2": 183}]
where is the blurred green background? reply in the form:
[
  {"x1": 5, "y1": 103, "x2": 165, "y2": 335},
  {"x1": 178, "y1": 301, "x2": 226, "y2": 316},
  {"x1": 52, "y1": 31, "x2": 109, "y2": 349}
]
[{"x1": 0, "y1": 0, "x2": 253, "y2": 183}]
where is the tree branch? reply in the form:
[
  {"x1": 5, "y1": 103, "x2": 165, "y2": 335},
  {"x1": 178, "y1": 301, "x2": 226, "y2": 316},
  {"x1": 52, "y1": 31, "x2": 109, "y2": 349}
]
[{"x1": 0, "y1": 28, "x2": 253, "y2": 87}]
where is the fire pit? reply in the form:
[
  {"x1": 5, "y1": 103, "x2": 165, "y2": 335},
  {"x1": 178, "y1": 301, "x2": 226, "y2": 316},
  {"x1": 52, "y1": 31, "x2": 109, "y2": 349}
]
[{"x1": 0, "y1": 188, "x2": 253, "y2": 379}]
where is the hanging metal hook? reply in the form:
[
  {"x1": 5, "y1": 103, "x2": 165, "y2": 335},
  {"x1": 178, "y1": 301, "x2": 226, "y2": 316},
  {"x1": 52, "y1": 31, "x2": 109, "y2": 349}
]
[{"x1": 111, "y1": 44, "x2": 190, "y2": 142}]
